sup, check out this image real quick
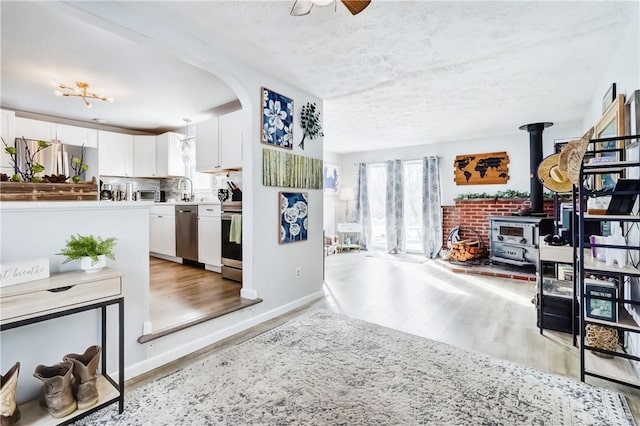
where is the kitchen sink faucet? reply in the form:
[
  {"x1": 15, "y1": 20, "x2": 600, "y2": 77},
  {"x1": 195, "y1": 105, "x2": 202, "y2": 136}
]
[{"x1": 177, "y1": 177, "x2": 194, "y2": 202}]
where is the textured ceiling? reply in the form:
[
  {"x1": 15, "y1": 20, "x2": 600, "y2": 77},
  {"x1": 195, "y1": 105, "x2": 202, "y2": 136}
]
[{"x1": 1, "y1": 1, "x2": 637, "y2": 151}]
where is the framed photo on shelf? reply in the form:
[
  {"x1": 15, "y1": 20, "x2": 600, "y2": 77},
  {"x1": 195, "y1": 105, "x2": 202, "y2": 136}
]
[
  {"x1": 602, "y1": 83, "x2": 617, "y2": 114},
  {"x1": 557, "y1": 264, "x2": 573, "y2": 282},
  {"x1": 585, "y1": 280, "x2": 617, "y2": 322}
]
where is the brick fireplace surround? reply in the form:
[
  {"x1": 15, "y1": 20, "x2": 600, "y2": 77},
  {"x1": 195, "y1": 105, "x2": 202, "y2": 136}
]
[{"x1": 441, "y1": 198, "x2": 555, "y2": 251}]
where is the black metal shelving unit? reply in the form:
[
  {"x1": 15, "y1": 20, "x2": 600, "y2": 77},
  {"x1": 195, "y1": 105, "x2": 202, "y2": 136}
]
[
  {"x1": 537, "y1": 186, "x2": 579, "y2": 346},
  {"x1": 577, "y1": 133, "x2": 640, "y2": 389}
]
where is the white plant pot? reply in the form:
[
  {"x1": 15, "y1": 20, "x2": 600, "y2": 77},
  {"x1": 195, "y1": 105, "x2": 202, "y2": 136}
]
[{"x1": 80, "y1": 255, "x2": 106, "y2": 273}]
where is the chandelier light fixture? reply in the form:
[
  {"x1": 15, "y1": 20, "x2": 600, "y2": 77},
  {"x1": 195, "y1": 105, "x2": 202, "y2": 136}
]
[{"x1": 54, "y1": 81, "x2": 113, "y2": 108}]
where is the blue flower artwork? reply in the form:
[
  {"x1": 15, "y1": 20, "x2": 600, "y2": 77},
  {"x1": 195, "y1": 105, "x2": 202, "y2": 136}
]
[
  {"x1": 323, "y1": 163, "x2": 339, "y2": 193},
  {"x1": 279, "y1": 192, "x2": 308, "y2": 244},
  {"x1": 262, "y1": 87, "x2": 294, "y2": 150}
]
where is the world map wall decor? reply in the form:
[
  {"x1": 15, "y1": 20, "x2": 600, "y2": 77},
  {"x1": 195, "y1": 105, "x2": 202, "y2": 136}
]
[{"x1": 453, "y1": 151, "x2": 510, "y2": 185}]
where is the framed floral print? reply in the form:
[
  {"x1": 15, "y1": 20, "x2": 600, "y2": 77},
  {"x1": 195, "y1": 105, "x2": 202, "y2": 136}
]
[
  {"x1": 323, "y1": 163, "x2": 339, "y2": 193},
  {"x1": 279, "y1": 192, "x2": 308, "y2": 244},
  {"x1": 262, "y1": 87, "x2": 293, "y2": 149}
]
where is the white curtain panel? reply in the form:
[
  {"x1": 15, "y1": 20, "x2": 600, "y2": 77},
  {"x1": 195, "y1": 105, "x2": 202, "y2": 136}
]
[
  {"x1": 385, "y1": 160, "x2": 404, "y2": 253},
  {"x1": 356, "y1": 163, "x2": 372, "y2": 250},
  {"x1": 422, "y1": 156, "x2": 443, "y2": 258}
]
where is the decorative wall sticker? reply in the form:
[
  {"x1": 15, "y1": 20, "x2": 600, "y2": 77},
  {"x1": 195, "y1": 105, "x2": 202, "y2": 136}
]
[{"x1": 299, "y1": 102, "x2": 323, "y2": 150}]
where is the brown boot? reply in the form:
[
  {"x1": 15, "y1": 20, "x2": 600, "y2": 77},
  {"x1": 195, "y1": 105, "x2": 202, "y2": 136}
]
[
  {"x1": 33, "y1": 362, "x2": 76, "y2": 418},
  {"x1": 64, "y1": 345, "x2": 101, "y2": 409},
  {"x1": 1, "y1": 362, "x2": 20, "y2": 426}
]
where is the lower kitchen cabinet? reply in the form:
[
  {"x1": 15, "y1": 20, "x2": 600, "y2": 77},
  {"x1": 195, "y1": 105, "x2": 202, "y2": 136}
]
[
  {"x1": 149, "y1": 205, "x2": 176, "y2": 257},
  {"x1": 198, "y1": 204, "x2": 221, "y2": 269}
]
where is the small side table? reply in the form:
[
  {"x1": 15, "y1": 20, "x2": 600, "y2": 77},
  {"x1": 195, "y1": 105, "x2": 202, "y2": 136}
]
[{"x1": 337, "y1": 223, "x2": 362, "y2": 252}]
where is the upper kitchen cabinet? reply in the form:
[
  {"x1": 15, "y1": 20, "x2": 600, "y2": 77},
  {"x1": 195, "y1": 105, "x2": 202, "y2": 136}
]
[
  {"x1": 1, "y1": 109, "x2": 15, "y2": 171},
  {"x1": 56, "y1": 123, "x2": 98, "y2": 148},
  {"x1": 219, "y1": 110, "x2": 242, "y2": 170},
  {"x1": 196, "y1": 118, "x2": 219, "y2": 172},
  {"x1": 14, "y1": 117, "x2": 52, "y2": 141},
  {"x1": 98, "y1": 130, "x2": 133, "y2": 176},
  {"x1": 196, "y1": 109, "x2": 242, "y2": 173},
  {"x1": 14, "y1": 117, "x2": 98, "y2": 148},
  {"x1": 133, "y1": 135, "x2": 157, "y2": 177},
  {"x1": 156, "y1": 132, "x2": 188, "y2": 176}
]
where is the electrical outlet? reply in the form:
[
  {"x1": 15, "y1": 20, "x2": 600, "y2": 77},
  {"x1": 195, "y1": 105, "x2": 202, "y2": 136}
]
[{"x1": 296, "y1": 267, "x2": 301, "y2": 278}]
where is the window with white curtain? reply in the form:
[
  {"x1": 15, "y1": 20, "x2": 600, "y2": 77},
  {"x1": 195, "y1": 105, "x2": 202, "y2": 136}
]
[
  {"x1": 367, "y1": 163, "x2": 387, "y2": 250},
  {"x1": 403, "y1": 160, "x2": 423, "y2": 253}
]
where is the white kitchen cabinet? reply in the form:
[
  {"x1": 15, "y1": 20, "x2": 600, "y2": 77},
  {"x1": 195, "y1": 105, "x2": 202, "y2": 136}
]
[
  {"x1": 56, "y1": 123, "x2": 98, "y2": 148},
  {"x1": 1, "y1": 109, "x2": 15, "y2": 172},
  {"x1": 14, "y1": 117, "x2": 53, "y2": 141},
  {"x1": 98, "y1": 130, "x2": 133, "y2": 176},
  {"x1": 14, "y1": 117, "x2": 97, "y2": 148},
  {"x1": 195, "y1": 110, "x2": 242, "y2": 173},
  {"x1": 149, "y1": 205, "x2": 176, "y2": 258},
  {"x1": 198, "y1": 204, "x2": 221, "y2": 269},
  {"x1": 195, "y1": 118, "x2": 220, "y2": 172},
  {"x1": 156, "y1": 132, "x2": 186, "y2": 177},
  {"x1": 219, "y1": 109, "x2": 243, "y2": 170},
  {"x1": 133, "y1": 135, "x2": 157, "y2": 177}
]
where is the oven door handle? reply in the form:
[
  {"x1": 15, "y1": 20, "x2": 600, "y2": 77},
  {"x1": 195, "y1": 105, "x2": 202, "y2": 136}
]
[{"x1": 221, "y1": 213, "x2": 241, "y2": 220}]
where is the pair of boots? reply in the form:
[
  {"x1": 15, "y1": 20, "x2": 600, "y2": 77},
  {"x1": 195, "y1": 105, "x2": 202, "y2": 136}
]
[
  {"x1": 33, "y1": 345, "x2": 101, "y2": 419},
  {"x1": 1, "y1": 362, "x2": 21, "y2": 426}
]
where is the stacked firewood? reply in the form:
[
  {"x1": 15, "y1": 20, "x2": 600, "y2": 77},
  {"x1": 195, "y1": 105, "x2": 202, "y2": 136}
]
[{"x1": 449, "y1": 239, "x2": 482, "y2": 262}]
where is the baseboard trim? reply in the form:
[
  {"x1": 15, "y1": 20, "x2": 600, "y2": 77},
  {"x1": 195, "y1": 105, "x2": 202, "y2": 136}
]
[
  {"x1": 149, "y1": 253, "x2": 182, "y2": 263},
  {"x1": 240, "y1": 288, "x2": 259, "y2": 299},
  {"x1": 124, "y1": 290, "x2": 324, "y2": 380}
]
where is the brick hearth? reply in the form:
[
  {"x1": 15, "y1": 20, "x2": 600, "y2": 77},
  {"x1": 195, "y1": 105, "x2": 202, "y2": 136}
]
[{"x1": 441, "y1": 198, "x2": 554, "y2": 250}]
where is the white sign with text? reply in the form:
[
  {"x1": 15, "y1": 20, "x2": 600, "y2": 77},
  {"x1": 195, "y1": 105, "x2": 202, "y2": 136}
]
[{"x1": 0, "y1": 258, "x2": 50, "y2": 287}]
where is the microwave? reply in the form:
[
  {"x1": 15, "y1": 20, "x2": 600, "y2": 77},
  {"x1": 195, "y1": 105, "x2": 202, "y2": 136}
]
[{"x1": 138, "y1": 190, "x2": 160, "y2": 201}]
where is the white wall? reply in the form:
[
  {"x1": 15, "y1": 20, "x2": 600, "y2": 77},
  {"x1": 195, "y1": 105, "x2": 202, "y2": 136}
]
[
  {"x1": 0, "y1": 202, "x2": 150, "y2": 402},
  {"x1": 582, "y1": 11, "x2": 640, "y2": 131},
  {"x1": 336, "y1": 122, "x2": 581, "y2": 206}
]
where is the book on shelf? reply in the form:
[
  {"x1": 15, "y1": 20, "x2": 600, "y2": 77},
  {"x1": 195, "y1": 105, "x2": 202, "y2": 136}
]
[{"x1": 584, "y1": 278, "x2": 618, "y2": 322}]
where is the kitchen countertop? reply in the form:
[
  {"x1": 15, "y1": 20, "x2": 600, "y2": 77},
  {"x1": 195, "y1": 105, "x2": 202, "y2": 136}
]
[
  {"x1": 155, "y1": 200, "x2": 221, "y2": 206},
  {"x1": 1, "y1": 200, "x2": 155, "y2": 211}
]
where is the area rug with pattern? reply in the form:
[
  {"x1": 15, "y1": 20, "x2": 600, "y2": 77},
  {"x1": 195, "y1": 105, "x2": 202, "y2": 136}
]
[{"x1": 78, "y1": 309, "x2": 635, "y2": 425}]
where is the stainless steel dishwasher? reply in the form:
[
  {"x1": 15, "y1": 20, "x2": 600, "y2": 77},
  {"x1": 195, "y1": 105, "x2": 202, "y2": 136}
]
[{"x1": 175, "y1": 205, "x2": 198, "y2": 262}]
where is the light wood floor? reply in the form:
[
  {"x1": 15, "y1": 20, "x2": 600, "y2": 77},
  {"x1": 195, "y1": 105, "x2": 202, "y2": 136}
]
[
  {"x1": 148, "y1": 257, "x2": 259, "y2": 337},
  {"x1": 136, "y1": 252, "x2": 640, "y2": 420}
]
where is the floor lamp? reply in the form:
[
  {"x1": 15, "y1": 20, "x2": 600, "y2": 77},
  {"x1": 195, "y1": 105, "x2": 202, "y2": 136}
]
[{"x1": 339, "y1": 187, "x2": 355, "y2": 222}]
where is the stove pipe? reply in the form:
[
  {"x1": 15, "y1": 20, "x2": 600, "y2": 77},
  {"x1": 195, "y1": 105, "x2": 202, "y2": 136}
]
[{"x1": 519, "y1": 122, "x2": 553, "y2": 214}]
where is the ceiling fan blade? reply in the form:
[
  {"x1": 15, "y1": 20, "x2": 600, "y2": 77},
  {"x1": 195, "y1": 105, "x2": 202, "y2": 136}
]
[
  {"x1": 291, "y1": 0, "x2": 314, "y2": 16},
  {"x1": 341, "y1": 0, "x2": 371, "y2": 15}
]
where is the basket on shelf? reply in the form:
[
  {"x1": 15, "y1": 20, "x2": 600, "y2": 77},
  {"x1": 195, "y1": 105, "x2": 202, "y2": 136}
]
[{"x1": 585, "y1": 324, "x2": 618, "y2": 358}]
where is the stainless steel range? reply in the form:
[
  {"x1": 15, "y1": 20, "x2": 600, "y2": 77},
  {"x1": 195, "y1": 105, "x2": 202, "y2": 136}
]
[
  {"x1": 489, "y1": 216, "x2": 554, "y2": 267},
  {"x1": 221, "y1": 201, "x2": 242, "y2": 282}
]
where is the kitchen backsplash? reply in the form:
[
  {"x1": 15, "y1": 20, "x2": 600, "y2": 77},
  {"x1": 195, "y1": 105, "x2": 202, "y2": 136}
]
[{"x1": 101, "y1": 171, "x2": 242, "y2": 202}]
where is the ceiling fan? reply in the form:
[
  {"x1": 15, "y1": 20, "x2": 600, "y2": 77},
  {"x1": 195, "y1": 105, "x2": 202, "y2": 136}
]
[{"x1": 290, "y1": 0, "x2": 371, "y2": 17}]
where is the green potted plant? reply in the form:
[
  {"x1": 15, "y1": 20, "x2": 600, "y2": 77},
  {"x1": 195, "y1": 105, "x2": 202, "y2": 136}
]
[{"x1": 57, "y1": 234, "x2": 117, "y2": 273}]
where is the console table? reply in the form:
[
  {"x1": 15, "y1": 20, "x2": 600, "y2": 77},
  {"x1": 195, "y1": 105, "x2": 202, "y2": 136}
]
[
  {"x1": 337, "y1": 223, "x2": 362, "y2": 251},
  {"x1": 0, "y1": 268, "x2": 124, "y2": 425}
]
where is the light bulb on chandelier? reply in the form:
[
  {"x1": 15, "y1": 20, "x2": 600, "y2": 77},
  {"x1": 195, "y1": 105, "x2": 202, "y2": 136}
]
[{"x1": 54, "y1": 81, "x2": 113, "y2": 108}]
